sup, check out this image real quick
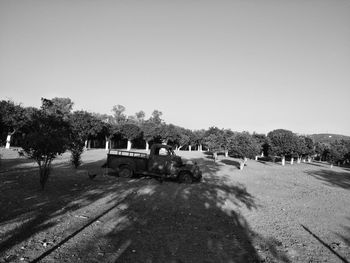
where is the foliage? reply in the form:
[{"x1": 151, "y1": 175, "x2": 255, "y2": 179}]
[
  {"x1": 41, "y1": 97, "x2": 73, "y2": 119},
  {"x1": 229, "y1": 132, "x2": 261, "y2": 159},
  {"x1": 111, "y1": 104, "x2": 126, "y2": 125},
  {"x1": 135, "y1": 110, "x2": 145, "y2": 123},
  {"x1": 193, "y1": 129, "x2": 206, "y2": 146},
  {"x1": 327, "y1": 140, "x2": 348, "y2": 164},
  {"x1": 21, "y1": 110, "x2": 71, "y2": 188},
  {"x1": 69, "y1": 138, "x2": 84, "y2": 168},
  {"x1": 149, "y1": 110, "x2": 163, "y2": 125},
  {"x1": 140, "y1": 121, "x2": 158, "y2": 142},
  {"x1": 267, "y1": 129, "x2": 298, "y2": 157},
  {"x1": 204, "y1": 127, "x2": 225, "y2": 152},
  {"x1": 0, "y1": 100, "x2": 28, "y2": 141},
  {"x1": 69, "y1": 111, "x2": 105, "y2": 140},
  {"x1": 119, "y1": 123, "x2": 142, "y2": 140}
]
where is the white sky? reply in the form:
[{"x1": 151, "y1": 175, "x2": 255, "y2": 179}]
[{"x1": 1, "y1": 0, "x2": 350, "y2": 135}]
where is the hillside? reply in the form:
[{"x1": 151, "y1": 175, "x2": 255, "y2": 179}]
[{"x1": 308, "y1": 133, "x2": 350, "y2": 144}]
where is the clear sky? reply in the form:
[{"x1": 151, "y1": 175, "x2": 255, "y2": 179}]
[{"x1": 1, "y1": 0, "x2": 350, "y2": 135}]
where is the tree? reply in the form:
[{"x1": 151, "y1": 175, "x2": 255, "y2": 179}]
[
  {"x1": 157, "y1": 124, "x2": 181, "y2": 146},
  {"x1": 0, "y1": 100, "x2": 27, "y2": 148},
  {"x1": 68, "y1": 111, "x2": 105, "y2": 167},
  {"x1": 149, "y1": 110, "x2": 163, "y2": 125},
  {"x1": 267, "y1": 129, "x2": 298, "y2": 166},
  {"x1": 193, "y1": 129, "x2": 206, "y2": 151},
  {"x1": 252, "y1": 133, "x2": 268, "y2": 157},
  {"x1": 294, "y1": 136, "x2": 315, "y2": 163},
  {"x1": 140, "y1": 121, "x2": 158, "y2": 150},
  {"x1": 135, "y1": 110, "x2": 145, "y2": 123},
  {"x1": 119, "y1": 123, "x2": 142, "y2": 150},
  {"x1": 22, "y1": 110, "x2": 71, "y2": 189},
  {"x1": 92, "y1": 113, "x2": 114, "y2": 150},
  {"x1": 111, "y1": 104, "x2": 126, "y2": 125},
  {"x1": 229, "y1": 132, "x2": 260, "y2": 169},
  {"x1": 314, "y1": 142, "x2": 328, "y2": 161},
  {"x1": 41, "y1": 97, "x2": 74, "y2": 119},
  {"x1": 204, "y1": 127, "x2": 226, "y2": 161},
  {"x1": 328, "y1": 140, "x2": 348, "y2": 168}
]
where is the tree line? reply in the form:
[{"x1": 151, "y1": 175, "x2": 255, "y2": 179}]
[{"x1": 1, "y1": 97, "x2": 350, "y2": 188}]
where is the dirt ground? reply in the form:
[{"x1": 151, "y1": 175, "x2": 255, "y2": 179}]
[{"x1": 0, "y1": 148, "x2": 349, "y2": 263}]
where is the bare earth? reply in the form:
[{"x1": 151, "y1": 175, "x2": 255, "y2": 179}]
[{"x1": 0, "y1": 148, "x2": 349, "y2": 263}]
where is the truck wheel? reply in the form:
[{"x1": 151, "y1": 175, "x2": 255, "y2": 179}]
[
  {"x1": 179, "y1": 172, "x2": 193, "y2": 184},
  {"x1": 119, "y1": 166, "x2": 133, "y2": 178}
]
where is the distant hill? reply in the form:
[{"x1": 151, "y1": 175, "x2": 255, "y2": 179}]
[{"x1": 308, "y1": 133, "x2": 350, "y2": 144}]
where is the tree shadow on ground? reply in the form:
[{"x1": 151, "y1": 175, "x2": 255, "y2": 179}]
[
  {"x1": 333, "y1": 217, "x2": 350, "y2": 261},
  {"x1": 66, "y1": 157, "x2": 290, "y2": 263},
  {"x1": 337, "y1": 218, "x2": 350, "y2": 247},
  {"x1": 305, "y1": 162, "x2": 330, "y2": 168},
  {"x1": 219, "y1": 159, "x2": 241, "y2": 169},
  {"x1": 0, "y1": 157, "x2": 144, "y2": 259},
  {"x1": 305, "y1": 169, "x2": 350, "y2": 189}
]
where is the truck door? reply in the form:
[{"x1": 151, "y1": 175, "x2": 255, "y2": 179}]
[{"x1": 148, "y1": 147, "x2": 171, "y2": 174}]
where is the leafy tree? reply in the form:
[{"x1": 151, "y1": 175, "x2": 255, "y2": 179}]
[
  {"x1": 193, "y1": 129, "x2": 206, "y2": 151},
  {"x1": 229, "y1": 132, "x2": 260, "y2": 169},
  {"x1": 68, "y1": 111, "x2": 105, "y2": 167},
  {"x1": 111, "y1": 104, "x2": 126, "y2": 125},
  {"x1": 178, "y1": 131, "x2": 190, "y2": 150},
  {"x1": 41, "y1": 97, "x2": 73, "y2": 119},
  {"x1": 204, "y1": 127, "x2": 226, "y2": 161},
  {"x1": 294, "y1": 136, "x2": 315, "y2": 163},
  {"x1": 22, "y1": 110, "x2": 71, "y2": 189},
  {"x1": 140, "y1": 121, "x2": 158, "y2": 150},
  {"x1": 328, "y1": 140, "x2": 348, "y2": 167},
  {"x1": 92, "y1": 113, "x2": 114, "y2": 149},
  {"x1": 135, "y1": 110, "x2": 145, "y2": 123},
  {"x1": 149, "y1": 110, "x2": 163, "y2": 125},
  {"x1": 267, "y1": 129, "x2": 298, "y2": 165},
  {"x1": 342, "y1": 140, "x2": 350, "y2": 163},
  {"x1": 0, "y1": 100, "x2": 27, "y2": 148},
  {"x1": 119, "y1": 123, "x2": 142, "y2": 150},
  {"x1": 252, "y1": 133, "x2": 268, "y2": 156},
  {"x1": 158, "y1": 124, "x2": 181, "y2": 145}
]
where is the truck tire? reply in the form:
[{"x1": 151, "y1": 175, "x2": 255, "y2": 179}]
[
  {"x1": 119, "y1": 165, "x2": 133, "y2": 178},
  {"x1": 179, "y1": 172, "x2": 193, "y2": 184}
]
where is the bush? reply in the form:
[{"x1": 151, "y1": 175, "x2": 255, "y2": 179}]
[{"x1": 70, "y1": 143, "x2": 84, "y2": 168}]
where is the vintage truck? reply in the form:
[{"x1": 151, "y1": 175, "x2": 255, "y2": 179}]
[{"x1": 104, "y1": 144, "x2": 202, "y2": 183}]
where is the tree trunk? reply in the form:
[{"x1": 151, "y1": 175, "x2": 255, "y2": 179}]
[
  {"x1": 189, "y1": 145, "x2": 192, "y2": 152},
  {"x1": 39, "y1": 164, "x2": 51, "y2": 189},
  {"x1": 5, "y1": 134, "x2": 11, "y2": 149},
  {"x1": 240, "y1": 158, "x2": 247, "y2": 170},
  {"x1": 145, "y1": 141, "x2": 149, "y2": 151},
  {"x1": 87, "y1": 140, "x2": 91, "y2": 149},
  {"x1": 255, "y1": 156, "x2": 258, "y2": 161},
  {"x1": 225, "y1": 150, "x2": 228, "y2": 157},
  {"x1": 281, "y1": 156, "x2": 285, "y2": 166},
  {"x1": 297, "y1": 157, "x2": 301, "y2": 164},
  {"x1": 213, "y1": 152, "x2": 217, "y2": 162},
  {"x1": 291, "y1": 157, "x2": 294, "y2": 165},
  {"x1": 198, "y1": 144, "x2": 202, "y2": 152},
  {"x1": 307, "y1": 156, "x2": 311, "y2": 163},
  {"x1": 84, "y1": 140, "x2": 88, "y2": 149},
  {"x1": 105, "y1": 140, "x2": 109, "y2": 151},
  {"x1": 127, "y1": 140, "x2": 132, "y2": 151}
]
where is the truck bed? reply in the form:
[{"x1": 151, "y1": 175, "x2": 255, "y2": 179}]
[
  {"x1": 108, "y1": 149, "x2": 148, "y2": 158},
  {"x1": 106, "y1": 149, "x2": 149, "y2": 174}
]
